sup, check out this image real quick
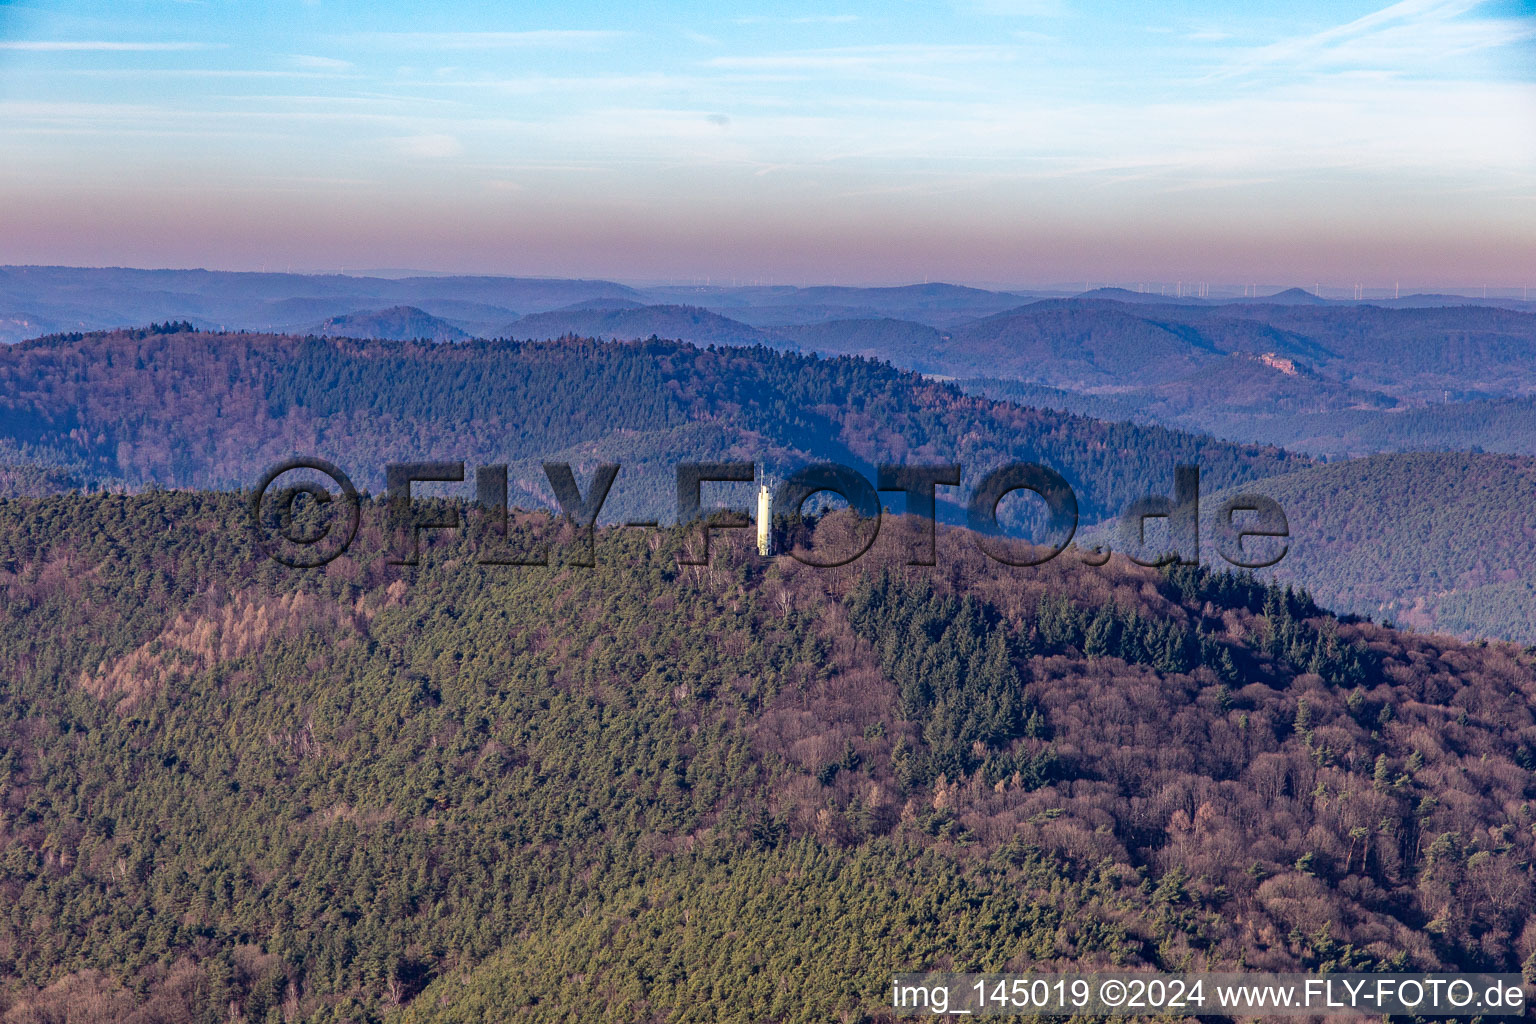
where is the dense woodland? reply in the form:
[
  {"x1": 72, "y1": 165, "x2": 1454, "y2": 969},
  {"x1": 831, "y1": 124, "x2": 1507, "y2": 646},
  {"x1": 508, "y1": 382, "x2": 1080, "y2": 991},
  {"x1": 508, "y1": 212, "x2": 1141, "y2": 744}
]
[
  {"x1": 0, "y1": 326, "x2": 1303, "y2": 528},
  {"x1": 8, "y1": 323, "x2": 1536, "y2": 641},
  {"x1": 1206, "y1": 396, "x2": 1536, "y2": 460},
  {"x1": 3, "y1": 493, "x2": 1536, "y2": 1021},
  {"x1": 964, "y1": 374, "x2": 1536, "y2": 461},
  {"x1": 778, "y1": 298, "x2": 1536, "y2": 399},
  {"x1": 5, "y1": 300, "x2": 1536, "y2": 1021},
  {"x1": 1202, "y1": 452, "x2": 1536, "y2": 643}
]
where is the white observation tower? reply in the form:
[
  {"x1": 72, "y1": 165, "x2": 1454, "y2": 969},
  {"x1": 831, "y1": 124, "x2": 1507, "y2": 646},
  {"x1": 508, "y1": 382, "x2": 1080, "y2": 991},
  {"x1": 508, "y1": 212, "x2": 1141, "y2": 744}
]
[{"x1": 756, "y1": 471, "x2": 774, "y2": 556}]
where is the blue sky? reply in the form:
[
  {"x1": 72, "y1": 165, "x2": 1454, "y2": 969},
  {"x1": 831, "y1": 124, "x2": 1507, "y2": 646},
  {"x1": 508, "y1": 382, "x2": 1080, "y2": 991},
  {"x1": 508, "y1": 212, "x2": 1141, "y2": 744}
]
[{"x1": 0, "y1": 0, "x2": 1532, "y2": 286}]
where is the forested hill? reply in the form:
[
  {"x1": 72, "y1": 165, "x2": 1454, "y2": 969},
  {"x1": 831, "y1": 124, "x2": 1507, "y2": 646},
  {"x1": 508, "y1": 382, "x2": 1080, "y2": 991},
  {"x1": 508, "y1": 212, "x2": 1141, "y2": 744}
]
[
  {"x1": 0, "y1": 325, "x2": 1304, "y2": 524},
  {"x1": 1208, "y1": 452, "x2": 1536, "y2": 642},
  {"x1": 3, "y1": 493, "x2": 1536, "y2": 1021},
  {"x1": 778, "y1": 298, "x2": 1536, "y2": 399}
]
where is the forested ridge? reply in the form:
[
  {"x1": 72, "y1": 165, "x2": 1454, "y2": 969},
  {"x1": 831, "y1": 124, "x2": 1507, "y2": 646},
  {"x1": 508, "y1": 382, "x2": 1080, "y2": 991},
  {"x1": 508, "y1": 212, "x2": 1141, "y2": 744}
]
[
  {"x1": 1207, "y1": 452, "x2": 1536, "y2": 642},
  {"x1": 778, "y1": 298, "x2": 1536, "y2": 399},
  {"x1": 4, "y1": 493, "x2": 1536, "y2": 1021},
  {"x1": 1198, "y1": 395, "x2": 1536, "y2": 459},
  {"x1": 963, "y1": 369, "x2": 1536, "y2": 461},
  {"x1": 0, "y1": 326, "x2": 1303, "y2": 526},
  {"x1": 18, "y1": 324, "x2": 1536, "y2": 643}
]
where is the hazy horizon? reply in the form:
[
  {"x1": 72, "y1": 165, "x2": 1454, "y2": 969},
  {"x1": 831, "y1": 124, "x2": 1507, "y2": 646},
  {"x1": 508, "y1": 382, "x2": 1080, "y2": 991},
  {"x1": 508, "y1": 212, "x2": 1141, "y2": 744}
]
[
  {"x1": 2, "y1": 0, "x2": 1533, "y2": 285},
  {"x1": 2, "y1": 263, "x2": 1531, "y2": 300}
]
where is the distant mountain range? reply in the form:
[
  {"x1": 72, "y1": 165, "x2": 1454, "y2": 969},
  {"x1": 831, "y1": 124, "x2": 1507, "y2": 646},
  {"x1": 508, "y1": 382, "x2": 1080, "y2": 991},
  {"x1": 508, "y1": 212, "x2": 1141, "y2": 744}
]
[
  {"x1": 501, "y1": 303, "x2": 773, "y2": 346},
  {"x1": 308, "y1": 305, "x2": 470, "y2": 342},
  {"x1": 12, "y1": 265, "x2": 1536, "y2": 465},
  {"x1": 1074, "y1": 285, "x2": 1331, "y2": 306},
  {"x1": 0, "y1": 266, "x2": 640, "y2": 342},
  {"x1": 4, "y1": 265, "x2": 1530, "y2": 344},
  {"x1": 964, "y1": 352, "x2": 1401, "y2": 453}
]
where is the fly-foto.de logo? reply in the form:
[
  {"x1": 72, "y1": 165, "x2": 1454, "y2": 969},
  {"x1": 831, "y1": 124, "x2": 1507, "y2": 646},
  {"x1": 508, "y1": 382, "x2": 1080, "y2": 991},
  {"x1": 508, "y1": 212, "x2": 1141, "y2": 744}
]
[{"x1": 249, "y1": 458, "x2": 1289, "y2": 571}]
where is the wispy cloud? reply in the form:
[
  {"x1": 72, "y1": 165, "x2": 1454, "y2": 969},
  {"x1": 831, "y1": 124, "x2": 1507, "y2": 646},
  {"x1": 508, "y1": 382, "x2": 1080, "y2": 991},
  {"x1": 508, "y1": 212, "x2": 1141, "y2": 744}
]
[
  {"x1": 706, "y1": 44, "x2": 1017, "y2": 72},
  {"x1": 52, "y1": 69, "x2": 360, "y2": 80},
  {"x1": 1204, "y1": 0, "x2": 1535, "y2": 80},
  {"x1": 0, "y1": 100, "x2": 177, "y2": 119},
  {"x1": 0, "y1": 40, "x2": 214, "y2": 51},
  {"x1": 955, "y1": 0, "x2": 1068, "y2": 16},
  {"x1": 0, "y1": 0, "x2": 1530, "y2": 281},
  {"x1": 403, "y1": 71, "x2": 725, "y2": 102},
  {"x1": 290, "y1": 54, "x2": 353, "y2": 71},
  {"x1": 350, "y1": 30, "x2": 622, "y2": 50},
  {"x1": 733, "y1": 14, "x2": 859, "y2": 25}
]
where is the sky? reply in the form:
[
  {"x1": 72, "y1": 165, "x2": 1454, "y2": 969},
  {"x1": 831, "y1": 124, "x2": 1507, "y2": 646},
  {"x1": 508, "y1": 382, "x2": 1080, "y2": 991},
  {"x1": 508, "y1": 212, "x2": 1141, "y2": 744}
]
[{"x1": 0, "y1": 0, "x2": 1533, "y2": 288}]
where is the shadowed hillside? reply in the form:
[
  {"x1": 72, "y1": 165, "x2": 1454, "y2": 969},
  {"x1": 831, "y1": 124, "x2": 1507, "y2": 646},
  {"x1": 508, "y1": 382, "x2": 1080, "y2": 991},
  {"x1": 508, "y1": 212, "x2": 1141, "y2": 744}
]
[
  {"x1": 2, "y1": 494, "x2": 1536, "y2": 1021},
  {"x1": 1208, "y1": 452, "x2": 1536, "y2": 642},
  {"x1": 309, "y1": 306, "x2": 470, "y2": 342},
  {"x1": 0, "y1": 325, "x2": 1304, "y2": 527},
  {"x1": 502, "y1": 303, "x2": 773, "y2": 346}
]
